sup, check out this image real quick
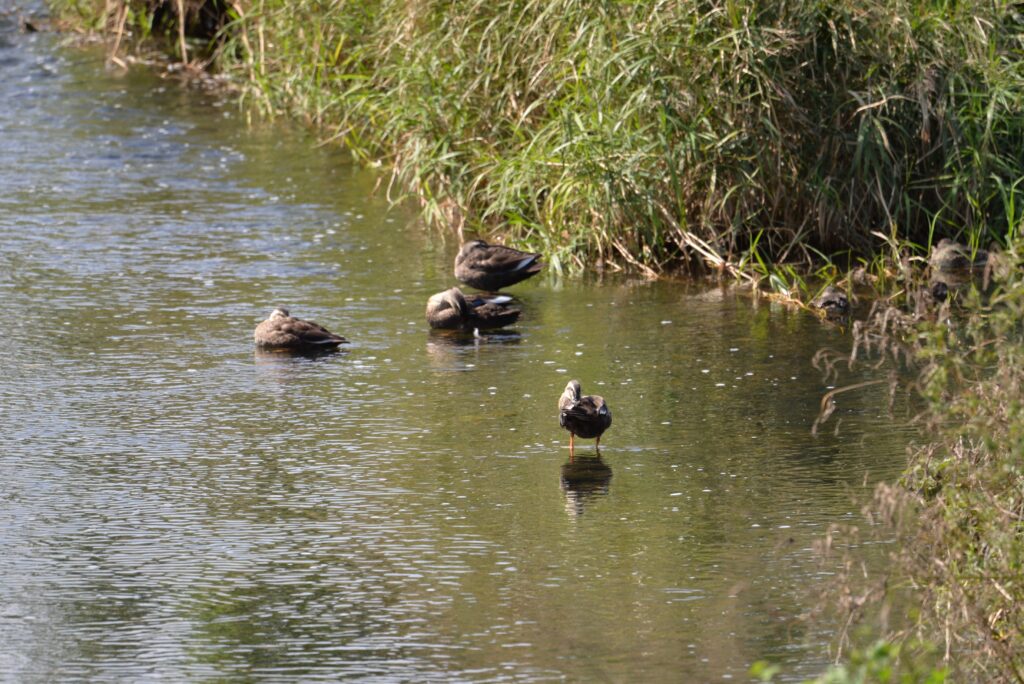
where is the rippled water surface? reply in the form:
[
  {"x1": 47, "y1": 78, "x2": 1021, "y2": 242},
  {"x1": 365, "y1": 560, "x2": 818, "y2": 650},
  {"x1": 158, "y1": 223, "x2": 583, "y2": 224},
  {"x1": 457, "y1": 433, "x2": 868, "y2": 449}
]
[{"x1": 0, "y1": 13, "x2": 913, "y2": 682}]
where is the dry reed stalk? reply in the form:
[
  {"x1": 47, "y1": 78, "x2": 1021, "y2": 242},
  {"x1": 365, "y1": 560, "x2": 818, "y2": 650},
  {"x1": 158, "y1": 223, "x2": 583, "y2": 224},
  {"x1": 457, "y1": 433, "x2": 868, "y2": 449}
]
[
  {"x1": 107, "y1": 0, "x2": 128, "y2": 64},
  {"x1": 174, "y1": 0, "x2": 187, "y2": 62}
]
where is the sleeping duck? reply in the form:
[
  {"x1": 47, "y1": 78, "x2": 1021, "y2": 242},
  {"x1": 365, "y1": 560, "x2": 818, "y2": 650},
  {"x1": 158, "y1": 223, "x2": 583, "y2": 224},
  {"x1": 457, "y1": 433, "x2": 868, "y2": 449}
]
[
  {"x1": 425, "y1": 287, "x2": 521, "y2": 331},
  {"x1": 254, "y1": 308, "x2": 348, "y2": 350}
]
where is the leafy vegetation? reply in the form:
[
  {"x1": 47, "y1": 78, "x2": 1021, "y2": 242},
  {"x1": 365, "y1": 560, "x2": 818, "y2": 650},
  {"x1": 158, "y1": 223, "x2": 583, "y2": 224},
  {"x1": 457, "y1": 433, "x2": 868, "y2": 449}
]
[
  {"x1": 794, "y1": 242, "x2": 1024, "y2": 682},
  {"x1": 879, "y1": 256, "x2": 1024, "y2": 681},
  {"x1": 49, "y1": 0, "x2": 1024, "y2": 274},
  {"x1": 754, "y1": 640, "x2": 948, "y2": 683}
]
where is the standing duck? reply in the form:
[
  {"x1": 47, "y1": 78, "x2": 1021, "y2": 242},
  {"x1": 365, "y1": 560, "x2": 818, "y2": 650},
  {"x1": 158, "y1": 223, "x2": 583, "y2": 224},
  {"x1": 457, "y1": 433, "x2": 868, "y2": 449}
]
[
  {"x1": 254, "y1": 308, "x2": 348, "y2": 350},
  {"x1": 454, "y1": 239, "x2": 543, "y2": 291},
  {"x1": 558, "y1": 379, "x2": 612, "y2": 455},
  {"x1": 425, "y1": 287, "x2": 521, "y2": 331}
]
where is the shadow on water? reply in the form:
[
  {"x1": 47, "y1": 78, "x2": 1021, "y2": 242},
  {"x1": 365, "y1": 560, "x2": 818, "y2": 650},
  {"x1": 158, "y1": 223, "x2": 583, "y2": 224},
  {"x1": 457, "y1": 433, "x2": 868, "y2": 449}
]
[
  {"x1": 252, "y1": 348, "x2": 349, "y2": 387},
  {"x1": 426, "y1": 328, "x2": 524, "y2": 345}
]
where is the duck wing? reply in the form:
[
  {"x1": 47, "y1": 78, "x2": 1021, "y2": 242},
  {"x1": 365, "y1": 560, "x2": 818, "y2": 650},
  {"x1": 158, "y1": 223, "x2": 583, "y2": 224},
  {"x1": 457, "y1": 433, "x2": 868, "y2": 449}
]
[
  {"x1": 272, "y1": 317, "x2": 348, "y2": 344},
  {"x1": 464, "y1": 293, "x2": 513, "y2": 307},
  {"x1": 471, "y1": 244, "x2": 541, "y2": 273},
  {"x1": 561, "y1": 396, "x2": 601, "y2": 421},
  {"x1": 468, "y1": 301, "x2": 520, "y2": 329},
  {"x1": 285, "y1": 319, "x2": 347, "y2": 345}
]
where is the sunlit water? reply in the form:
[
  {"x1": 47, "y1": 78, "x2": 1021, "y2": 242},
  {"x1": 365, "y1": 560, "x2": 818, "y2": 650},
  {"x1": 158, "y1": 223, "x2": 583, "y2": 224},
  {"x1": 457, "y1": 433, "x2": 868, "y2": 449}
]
[{"x1": 0, "y1": 10, "x2": 913, "y2": 682}]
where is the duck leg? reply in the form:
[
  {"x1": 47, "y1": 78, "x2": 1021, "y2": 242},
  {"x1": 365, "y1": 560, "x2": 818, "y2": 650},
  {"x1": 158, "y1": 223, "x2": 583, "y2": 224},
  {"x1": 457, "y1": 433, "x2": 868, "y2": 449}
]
[
  {"x1": 568, "y1": 433, "x2": 575, "y2": 461},
  {"x1": 595, "y1": 435, "x2": 601, "y2": 452}
]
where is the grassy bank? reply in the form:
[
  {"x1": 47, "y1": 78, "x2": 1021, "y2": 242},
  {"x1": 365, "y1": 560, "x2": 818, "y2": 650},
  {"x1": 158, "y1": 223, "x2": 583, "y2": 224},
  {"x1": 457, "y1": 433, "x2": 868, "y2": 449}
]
[
  {"x1": 49, "y1": 0, "x2": 1024, "y2": 275},
  {"x1": 791, "y1": 245, "x2": 1024, "y2": 682}
]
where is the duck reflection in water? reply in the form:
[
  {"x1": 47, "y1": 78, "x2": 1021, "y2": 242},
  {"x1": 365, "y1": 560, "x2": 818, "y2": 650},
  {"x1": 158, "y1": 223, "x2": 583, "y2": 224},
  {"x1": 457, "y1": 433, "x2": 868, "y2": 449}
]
[
  {"x1": 254, "y1": 346, "x2": 345, "y2": 387},
  {"x1": 254, "y1": 346, "x2": 345, "y2": 363},
  {"x1": 425, "y1": 328, "x2": 522, "y2": 371},
  {"x1": 560, "y1": 454, "x2": 613, "y2": 517}
]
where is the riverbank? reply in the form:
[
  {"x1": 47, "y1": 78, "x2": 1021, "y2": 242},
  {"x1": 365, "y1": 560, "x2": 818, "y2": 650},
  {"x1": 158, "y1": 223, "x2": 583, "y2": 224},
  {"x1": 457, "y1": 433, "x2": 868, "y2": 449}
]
[
  {"x1": 803, "y1": 243, "x2": 1024, "y2": 683},
  {"x1": 46, "y1": 0, "x2": 1024, "y2": 278}
]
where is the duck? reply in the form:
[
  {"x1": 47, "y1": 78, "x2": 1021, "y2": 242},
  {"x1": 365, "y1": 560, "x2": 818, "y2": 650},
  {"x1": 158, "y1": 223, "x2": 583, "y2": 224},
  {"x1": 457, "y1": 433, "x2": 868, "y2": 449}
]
[
  {"x1": 811, "y1": 285, "x2": 850, "y2": 319},
  {"x1": 425, "y1": 287, "x2": 521, "y2": 330},
  {"x1": 929, "y1": 280, "x2": 949, "y2": 303},
  {"x1": 454, "y1": 239, "x2": 543, "y2": 291},
  {"x1": 253, "y1": 308, "x2": 348, "y2": 350},
  {"x1": 558, "y1": 379, "x2": 612, "y2": 455},
  {"x1": 929, "y1": 238, "x2": 988, "y2": 273}
]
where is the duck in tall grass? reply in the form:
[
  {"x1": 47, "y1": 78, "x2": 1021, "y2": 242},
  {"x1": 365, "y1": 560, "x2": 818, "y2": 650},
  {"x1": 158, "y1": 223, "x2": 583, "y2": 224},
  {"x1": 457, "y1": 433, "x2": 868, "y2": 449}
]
[
  {"x1": 425, "y1": 287, "x2": 521, "y2": 331},
  {"x1": 254, "y1": 308, "x2": 348, "y2": 351},
  {"x1": 811, "y1": 285, "x2": 850, "y2": 320},
  {"x1": 558, "y1": 379, "x2": 612, "y2": 456},
  {"x1": 929, "y1": 238, "x2": 989, "y2": 273},
  {"x1": 454, "y1": 239, "x2": 543, "y2": 291}
]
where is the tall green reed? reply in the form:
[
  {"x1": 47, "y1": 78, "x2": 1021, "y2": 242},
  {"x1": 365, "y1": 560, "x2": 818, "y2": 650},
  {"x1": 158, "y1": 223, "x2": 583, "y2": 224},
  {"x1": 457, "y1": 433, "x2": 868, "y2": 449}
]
[{"x1": 51, "y1": 0, "x2": 1024, "y2": 274}]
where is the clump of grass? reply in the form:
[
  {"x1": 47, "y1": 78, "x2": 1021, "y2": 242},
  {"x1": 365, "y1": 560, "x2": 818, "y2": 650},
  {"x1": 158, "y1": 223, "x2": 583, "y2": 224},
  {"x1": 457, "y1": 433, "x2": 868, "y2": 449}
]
[
  {"x1": 52, "y1": 0, "x2": 230, "y2": 64},
  {"x1": 753, "y1": 639, "x2": 949, "y2": 683},
  {"x1": 805, "y1": 238, "x2": 1024, "y2": 681},
  {"x1": 885, "y1": 260, "x2": 1024, "y2": 679},
  {"x1": 49, "y1": 0, "x2": 1024, "y2": 275}
]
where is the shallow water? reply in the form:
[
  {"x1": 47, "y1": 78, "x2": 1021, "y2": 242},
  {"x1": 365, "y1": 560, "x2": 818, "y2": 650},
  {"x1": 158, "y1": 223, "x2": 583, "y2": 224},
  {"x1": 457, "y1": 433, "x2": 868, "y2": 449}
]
[{"x1": 0, "y1": 13, "x2": 912, "y2": 682}]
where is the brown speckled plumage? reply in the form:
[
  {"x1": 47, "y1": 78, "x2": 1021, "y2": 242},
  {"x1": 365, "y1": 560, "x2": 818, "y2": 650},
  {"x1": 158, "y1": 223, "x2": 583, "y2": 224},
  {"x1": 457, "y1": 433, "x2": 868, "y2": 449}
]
[
  {"x1": 254, "y1": 308, "x2": 348, "y2": 350},
  {"x1": 454, "y1": 239, "x2": 543, "y2": 291},
  {"x1": 558, "y1": 379, "x2": 612, "y2": 454},
  {"x1": 425, "y1": 287, "x2": 520, "y2": 331}
]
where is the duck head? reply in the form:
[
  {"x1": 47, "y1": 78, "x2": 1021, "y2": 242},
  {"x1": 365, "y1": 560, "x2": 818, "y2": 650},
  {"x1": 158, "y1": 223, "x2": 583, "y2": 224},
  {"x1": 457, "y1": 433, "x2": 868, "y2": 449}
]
[
  {"x1": 562, "y1": 379, "x2": 582, "y2": 404},
  {"x1": 455, "y1": 239, "x2": 487, "y2": 264},
  {"x1": 435, "y1": 287, "x2": 470, "y2": 317}
]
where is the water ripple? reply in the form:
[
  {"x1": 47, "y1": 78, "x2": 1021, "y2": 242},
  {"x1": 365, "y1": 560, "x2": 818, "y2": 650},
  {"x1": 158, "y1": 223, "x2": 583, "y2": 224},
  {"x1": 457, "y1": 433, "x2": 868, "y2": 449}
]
[{"x1": 0, "y1": 23, "x2": 913, "y2": 683}]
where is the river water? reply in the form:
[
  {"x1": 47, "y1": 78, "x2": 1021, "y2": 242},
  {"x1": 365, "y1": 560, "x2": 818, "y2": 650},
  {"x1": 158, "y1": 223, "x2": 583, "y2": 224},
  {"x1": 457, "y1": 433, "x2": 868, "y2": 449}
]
[{"x1": 0, "y1": 11, "x2": 913, "y2": 682}]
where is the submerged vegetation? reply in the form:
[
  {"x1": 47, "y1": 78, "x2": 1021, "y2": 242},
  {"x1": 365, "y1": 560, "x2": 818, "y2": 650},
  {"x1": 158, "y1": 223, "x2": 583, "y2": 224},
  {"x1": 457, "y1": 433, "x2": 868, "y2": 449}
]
[
  {"x1": 42, "y1": 0, "x2": 1024, "y2": 680},
  {"x1": 49, "y1": 0, "x2": 1024, "y2": 275}
]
